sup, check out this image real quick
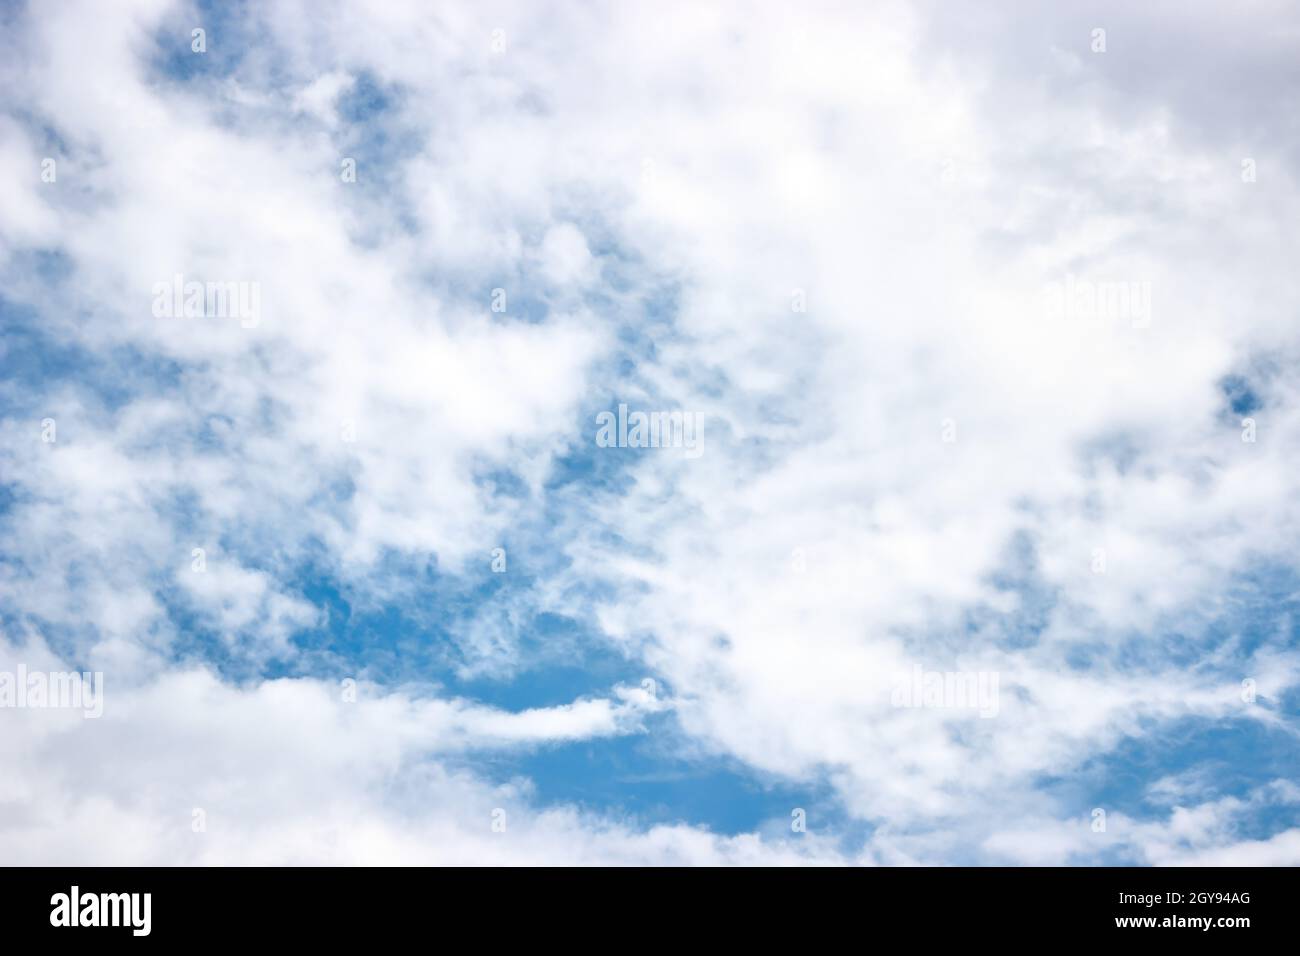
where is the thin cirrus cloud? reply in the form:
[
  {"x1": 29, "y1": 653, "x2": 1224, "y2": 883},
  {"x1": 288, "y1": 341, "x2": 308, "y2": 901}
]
[{"x1": 0, "y1": 0, "x2": 1297, "y2": 864}]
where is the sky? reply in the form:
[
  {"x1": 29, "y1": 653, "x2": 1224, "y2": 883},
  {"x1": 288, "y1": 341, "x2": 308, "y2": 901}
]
[{"x1": 0, "y1": 0, "x2": 1298, "y2": 865}]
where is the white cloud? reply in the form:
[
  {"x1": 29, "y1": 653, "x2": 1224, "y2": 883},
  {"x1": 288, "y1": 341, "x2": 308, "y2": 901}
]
[{"x1": 291, "y1": 71, "x2": 355, "y2": 127}]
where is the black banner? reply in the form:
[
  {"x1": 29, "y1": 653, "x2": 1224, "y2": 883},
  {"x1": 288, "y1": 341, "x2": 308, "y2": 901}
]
[{"x1": 0, "y1": 866, "x2": 1287, "y2": 944}]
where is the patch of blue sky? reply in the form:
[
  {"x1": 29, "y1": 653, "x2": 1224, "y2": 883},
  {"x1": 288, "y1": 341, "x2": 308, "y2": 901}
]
[
  {"x1": 10, "y1": 247, "x2": 73, "y2": 285},
  {"x1": 1028, "y1": 565, "x2": 1300, "y2": 851},
  {"x1": 448, "y1": 630, "x2": 649, "y2": 711},
  {"x1": 205, "y1": 542, "x2": 838, "y2": 841},
  {"x1": 336, "y1": 71, "x2": 396, "y2": 126},
  {"x1": 469, "y1": 463, "x2": 530, "y2": 502},
  {"x1": 459, "y1": 721, "x2": 852, "y2": 841},
  {"x1": 250, "y1": 539, "x2": 631, "y2": 698},
  {"x1": 335, "y1": 75, "x2": 423, "y2": 171},
  {"x1": 1219, "y1": 372, "x2": 1262, "y2": 417},
  {"x1": 547, "y1": 421, "x2": 640, "y2": 498},
  {"x1": 1219, "y1": 349, "x2": 1283, "y2": 417},
  {"x1": 146, "y1": 0, "x2": 254, "y2": 84},
  {"x1": 0, "y1": 482, "x2": 18, "y2": 516},
  {"x1": 155, "y1": 592, "x2": 263, "y2": 681},
  {"x1": 0, "y1": 111, "x2": 70, "y2": 158},
  {"x1": 1, "y1": 292, "x2": 184, "y2": 417},
  {"x1": 971, "y1": 529, "x2": 1059, "y2": 651},
  {"x1": 957, "y1": 535, "x2": 1300, "y2": 677},
  {"x1": 898, "y1": 528, "x2": 1060, "y2": 659},
  {"x1": 477, "y1": 279, "x2": 551, "y2": 325},
  {"x1": 1038, "y1": 717, "x2": 1300, "y2": 853},
  {"x1": 1104, "y1": 565, "x2": 1300, "y2": 675}
]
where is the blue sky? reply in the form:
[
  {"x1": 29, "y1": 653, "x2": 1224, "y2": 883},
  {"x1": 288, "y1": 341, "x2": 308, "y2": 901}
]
[{"x1": 1, "y1": 0, "x2": 1299, "y2": 865}]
